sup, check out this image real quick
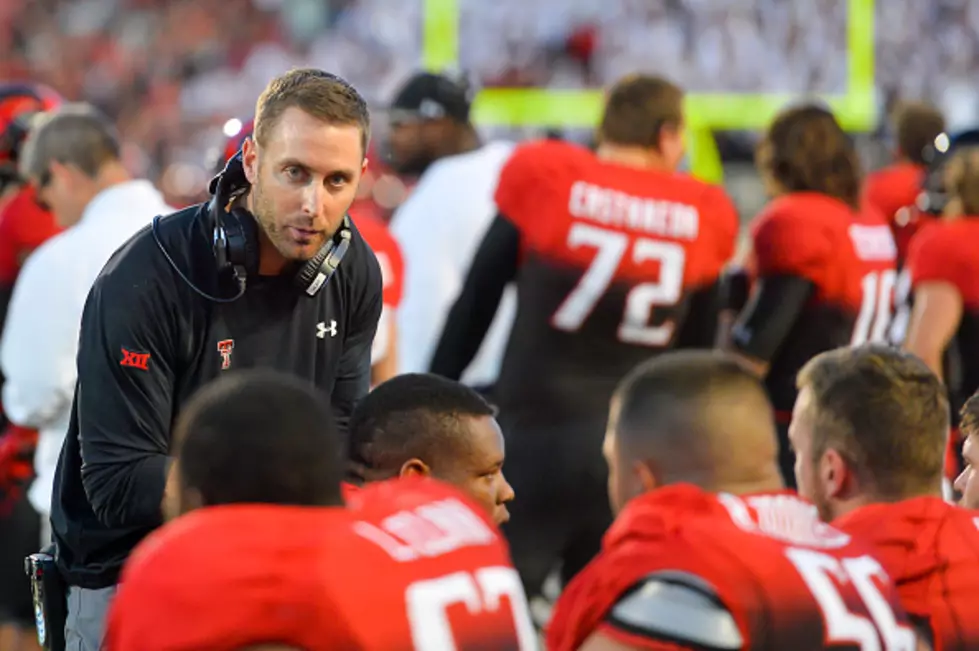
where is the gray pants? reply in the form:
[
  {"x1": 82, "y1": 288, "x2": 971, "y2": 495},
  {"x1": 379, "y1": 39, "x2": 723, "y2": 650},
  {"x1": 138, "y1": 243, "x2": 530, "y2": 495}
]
[{"x1": 65, "y1": 585, "x2": 116, "y2": 651}]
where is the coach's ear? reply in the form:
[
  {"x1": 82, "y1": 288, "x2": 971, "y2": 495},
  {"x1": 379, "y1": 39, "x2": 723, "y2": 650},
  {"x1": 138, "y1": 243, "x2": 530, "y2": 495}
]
[{"x1": 400, "y1": 458, "x2": 432, "y2": 479}]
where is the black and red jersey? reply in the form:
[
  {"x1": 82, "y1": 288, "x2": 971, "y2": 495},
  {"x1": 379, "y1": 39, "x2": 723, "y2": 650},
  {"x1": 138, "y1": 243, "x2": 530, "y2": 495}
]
[{"x1": 492, "y1": 140, "x2": 739, "y2": 424}]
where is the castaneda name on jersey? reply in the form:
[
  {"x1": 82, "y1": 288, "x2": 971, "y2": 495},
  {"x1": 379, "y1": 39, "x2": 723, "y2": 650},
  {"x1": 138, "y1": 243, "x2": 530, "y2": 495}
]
[{"x1": 568, "y1": 180, "x2": 700, "y2": 241}]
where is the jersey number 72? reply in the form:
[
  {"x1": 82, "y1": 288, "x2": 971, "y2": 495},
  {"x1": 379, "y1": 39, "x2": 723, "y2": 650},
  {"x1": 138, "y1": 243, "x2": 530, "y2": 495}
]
[{"x1": 551, "y1": 222, "x2": 686, "y2": 347}]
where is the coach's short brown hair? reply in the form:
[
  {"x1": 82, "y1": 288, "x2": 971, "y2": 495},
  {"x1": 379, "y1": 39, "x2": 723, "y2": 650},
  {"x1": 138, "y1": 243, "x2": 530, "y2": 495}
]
[
  {"x1": 757, "y1": 104, "x2": 862, "y2": 209},
  {"x1": 598, "y1": 74, "x2": 683, "y2": 151},
  {"x1": 254, "y1": 68, "x2": 370, "y2": 155},
  {"x1": 892, "y1": 101, "x2": 945, "y2": 166},
  {"x1": 796, "y1": 345, "x2": 948, "y2": 499}
]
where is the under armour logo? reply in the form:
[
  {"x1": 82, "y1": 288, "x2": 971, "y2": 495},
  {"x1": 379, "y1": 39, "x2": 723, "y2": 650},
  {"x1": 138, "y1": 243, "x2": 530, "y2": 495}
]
[{"x1": 317, "y1": 320, "x2": 337, "y2": 339}]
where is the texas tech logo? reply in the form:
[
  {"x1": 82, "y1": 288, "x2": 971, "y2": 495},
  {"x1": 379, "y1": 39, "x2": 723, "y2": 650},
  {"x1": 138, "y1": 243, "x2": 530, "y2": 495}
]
[{"x1": 217, "y1": 339, "x2": 234, "y2": 370}]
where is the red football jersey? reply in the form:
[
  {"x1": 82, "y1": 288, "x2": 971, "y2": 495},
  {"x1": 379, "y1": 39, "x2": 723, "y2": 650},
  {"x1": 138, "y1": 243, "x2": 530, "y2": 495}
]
[
  {"x1": 106, "y1": 478, "x2": 536, "y2": 651},
  {"x1": 834, "y1": 497, "x2": 979, "y2": 651},
  {"x1": 847, "y1": 203, "x2": 899, "y2": 346},
  {"x1": 0, "y1": 186, "x2": 61, "y2": 285},
  {"x1": 354, "y1": 212, "x2": 404, "y2": 310},
  {"x1": 863, "y1": 162, "x2": 928, "y2": 264},
  {"x1": 493, "y1": 139, "x2": 739, "y2": 422},
  {"x1": 746, "y1": 193, "x2": 891, "y2": 417},
  {"x1": 548, "y1": 485, "x2": 917, "y2": 651},
  {"x1": 905, "y1": 218, "x2": 979, "y2": 477}
]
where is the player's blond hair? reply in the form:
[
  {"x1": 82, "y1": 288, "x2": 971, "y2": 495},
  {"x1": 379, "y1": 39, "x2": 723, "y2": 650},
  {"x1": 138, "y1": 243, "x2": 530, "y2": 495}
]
[
  {"x1": 943, "y1": 146, "x2": 979, "y2": 216},
  {"x1": 797, "y1": 345, "x2": 948, "y2": 500}
]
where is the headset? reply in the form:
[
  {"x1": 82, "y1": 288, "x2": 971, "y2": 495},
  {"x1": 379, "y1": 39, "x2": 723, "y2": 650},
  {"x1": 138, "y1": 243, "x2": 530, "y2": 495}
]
[
  {"x1": 152, "y1": 149, "x2": 352, "y2": 303},
  {"x1": 917, "y1": 129, "x2": 979, "y2": 216}
]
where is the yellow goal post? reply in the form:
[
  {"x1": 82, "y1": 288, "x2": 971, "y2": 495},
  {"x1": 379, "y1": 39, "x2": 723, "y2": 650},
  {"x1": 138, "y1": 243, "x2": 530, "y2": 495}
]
[{"x1": 420, "y1": 0, "x2": 876, "y2": 184}]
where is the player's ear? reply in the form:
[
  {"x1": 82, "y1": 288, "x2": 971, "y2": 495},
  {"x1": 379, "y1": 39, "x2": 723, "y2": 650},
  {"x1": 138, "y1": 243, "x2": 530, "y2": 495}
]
[
  {"x1": 634, "y1": 460, "x2": 659, "y2": 495},
  {"x1": 820, "y1": 448, "x2": 849, "y2": 499},
  {"x1": 399, "y1": 458, "x2": 432, "y2": 479},
  {"x1": 174, "y1": 486, "x2": 205, "y2": 520}
]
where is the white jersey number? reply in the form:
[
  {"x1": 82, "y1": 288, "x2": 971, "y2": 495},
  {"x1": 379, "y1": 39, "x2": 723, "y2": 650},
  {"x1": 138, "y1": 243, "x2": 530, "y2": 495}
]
[
  {"x1": 786, "y1": 548, "x2": 916, "y2": 651},
  {"x1": 851, "y1": 270, "x2": 897, "y2": 346},
  {"x1": 551, "y1": 222, "x2": 686, "y2": 347},
  {"x1": 405, "y1": 566, "x2": 537, "y2": 650}
]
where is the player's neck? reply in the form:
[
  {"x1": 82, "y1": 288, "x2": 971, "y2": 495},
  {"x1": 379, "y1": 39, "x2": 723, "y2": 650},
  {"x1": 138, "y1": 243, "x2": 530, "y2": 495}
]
[
  {"x1": 711, "y1": 472, "x2": 785, "y2": 497},
  {"x1": 595, "y1": 143, "x2": 673, "y2": 172}
]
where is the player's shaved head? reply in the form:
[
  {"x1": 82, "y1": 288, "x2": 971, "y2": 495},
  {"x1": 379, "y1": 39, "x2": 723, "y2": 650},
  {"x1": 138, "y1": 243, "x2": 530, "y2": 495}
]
[{"x1": 606, "y1": 351, "x2": 782, "y2": 512}]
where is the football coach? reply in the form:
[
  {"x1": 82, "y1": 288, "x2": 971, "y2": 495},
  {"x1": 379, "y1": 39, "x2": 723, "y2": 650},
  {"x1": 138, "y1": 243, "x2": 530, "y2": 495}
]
[{"x1": 47, "y1": 68, "x2": 382, "y2": 650}]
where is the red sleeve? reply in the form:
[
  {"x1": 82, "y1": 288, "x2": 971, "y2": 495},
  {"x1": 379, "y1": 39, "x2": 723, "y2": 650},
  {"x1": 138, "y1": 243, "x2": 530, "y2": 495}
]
[
  {"x1": 493, "y1": 142, "x2": 547, "y2": 232},
  {"x1": 356, "y1": 216, "x2": 404, "y2": 309},
  {"x1": 750, "y1": 203, "x2": 834, "y2": 284},
  {"x1": 494, "y1": 140, "x2": 578, "y2": 242},
  {"x1": 907, "y1": 224, "x2": 964, "y2": 289},
  {"x1": 0, "y1": 188, "x2": 60, "y2": 284}
]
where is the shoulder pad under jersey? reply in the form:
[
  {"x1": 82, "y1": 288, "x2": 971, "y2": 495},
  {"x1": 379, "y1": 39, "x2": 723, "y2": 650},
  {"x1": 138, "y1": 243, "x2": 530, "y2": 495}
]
[{"x1": 605, "y1": 570, "x2": 744, "y2": 651}]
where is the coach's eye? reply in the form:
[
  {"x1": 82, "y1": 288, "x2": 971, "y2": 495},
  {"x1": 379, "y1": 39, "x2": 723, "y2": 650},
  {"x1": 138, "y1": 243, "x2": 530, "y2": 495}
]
[
  {"x1": 327, "y1": 173, "x2": 347, "y2": 187},
  {"x1": 285, "y1": 166, "x2": 306, "y2": 181}
]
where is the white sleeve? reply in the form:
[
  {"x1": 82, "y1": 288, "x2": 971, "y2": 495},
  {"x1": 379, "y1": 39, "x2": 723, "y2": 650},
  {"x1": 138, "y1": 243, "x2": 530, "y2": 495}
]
[
  {"x1": 390, "y1": 186, "x2": 462, "y2": 375},
  {"x1": 1, "y1": 247, "x2": 78, "y2": 429}
]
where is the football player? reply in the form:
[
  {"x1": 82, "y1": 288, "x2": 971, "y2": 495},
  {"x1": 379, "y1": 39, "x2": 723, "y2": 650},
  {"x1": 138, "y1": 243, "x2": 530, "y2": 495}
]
[
  {"x1": 863, "y1": 101, "x2": 945, "y2": 266},
  {"x1": 548, "y1": 350, "x2": 922, "y2": 651},
  {"x1": 0, "y1": 81, "x2": 62, "y2": 651},
  {"x1": 725, "y1": 104, "x2": 897, "y2": 488},
  {"x1": 108, "y1": 370, "x2": 536, "y2": 650},
  {"x1": 902, "y1": 145, "x2": 979, "y2": 490},
  {"x1": 347, "y1": 372, "x2": 514, "y2": 525},
  {"x1": 218, "y1": 118, "x2": 403, "y2": 384},
  {"x1": 431, "y1": 74, "x2": 739, "y2": 597},
  {"x1": 954, "y1": 390, "x2": 979, "y2": 509},
  {"x1": 792, "y1": 344, "x2": 979, "y2": 649}
]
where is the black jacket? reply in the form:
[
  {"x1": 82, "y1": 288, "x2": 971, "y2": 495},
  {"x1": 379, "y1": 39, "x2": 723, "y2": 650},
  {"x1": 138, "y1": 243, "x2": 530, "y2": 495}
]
[{"x1": 50, "y1": 202, "x2": 382, "y2": 588}]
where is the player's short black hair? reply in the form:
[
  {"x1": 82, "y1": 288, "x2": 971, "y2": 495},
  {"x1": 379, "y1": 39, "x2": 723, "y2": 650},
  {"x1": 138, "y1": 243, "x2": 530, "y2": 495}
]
[
  {"x1": 348, "y1": 373, "x2": 497, "y2": 478},
  {"x1": 613, "y1": 351, "x2": 773, "y2": 471},
  {"x1": 174, "y1": 369, "x2": 344, "y2": 507}
]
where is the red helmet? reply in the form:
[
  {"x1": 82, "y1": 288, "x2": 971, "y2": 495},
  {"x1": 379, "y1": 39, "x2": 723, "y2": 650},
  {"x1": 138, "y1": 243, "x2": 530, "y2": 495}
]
[
  {"x1": 216, "y1": 117, "x2": 254, "y2": 173},
  {"x1": 0, "y1": 82, "x2": 63, "y2": 168}
]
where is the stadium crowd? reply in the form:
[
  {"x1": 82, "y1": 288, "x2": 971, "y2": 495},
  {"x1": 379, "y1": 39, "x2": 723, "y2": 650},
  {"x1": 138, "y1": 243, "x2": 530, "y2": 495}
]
[
  {"x1": 1, "y1": 2, "x2": 979, "y2": 651},
  {"x1": 2, "y1": 0, "x2": 979, "y2": 204}
]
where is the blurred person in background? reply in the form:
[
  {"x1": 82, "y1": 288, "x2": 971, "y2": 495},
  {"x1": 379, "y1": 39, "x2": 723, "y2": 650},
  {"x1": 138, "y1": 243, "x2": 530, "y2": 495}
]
[
  {"x1": 347, "y1": 372, "x2": 515, "y2": 525},
  {"x1": 901, "y1": 145, "x2": 979, "y2": 495},
  {"x1": 2, "y1": 103, "x2": 173, "y2": 536},
  {"x1": 387, "y1": 71, "x2": 517, "y2": 391},
  {"x1": 0, "y1": 81, "x2": 63, "y2": 651},
  {"x1": 955, "y1": 390, "x2": 979, "y2": 509},
  {"x1": 47, "y1": 69, "x2": 382, "y2": 651},
  {"x1": 548, "y1": 351, "x2": 921, "y2": 651},
  {"x1": 725, "y1": 104, "x2": 897, "y2": 489},
  {"x1": 431, "y1": 74, "x2": 739, "y2": 604},
  {"x1": 863, "y1": 101, "x2": 945, "y2": 267},
  {"x1": 219, "y1": 118, "x2": 403, "y2": 384},
  {"x1": 106, "y1": 370, "x2": 536, "y2": 651},
  {"x1": 792, "y1": 345, "x2": 979, "y2": 649}
]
